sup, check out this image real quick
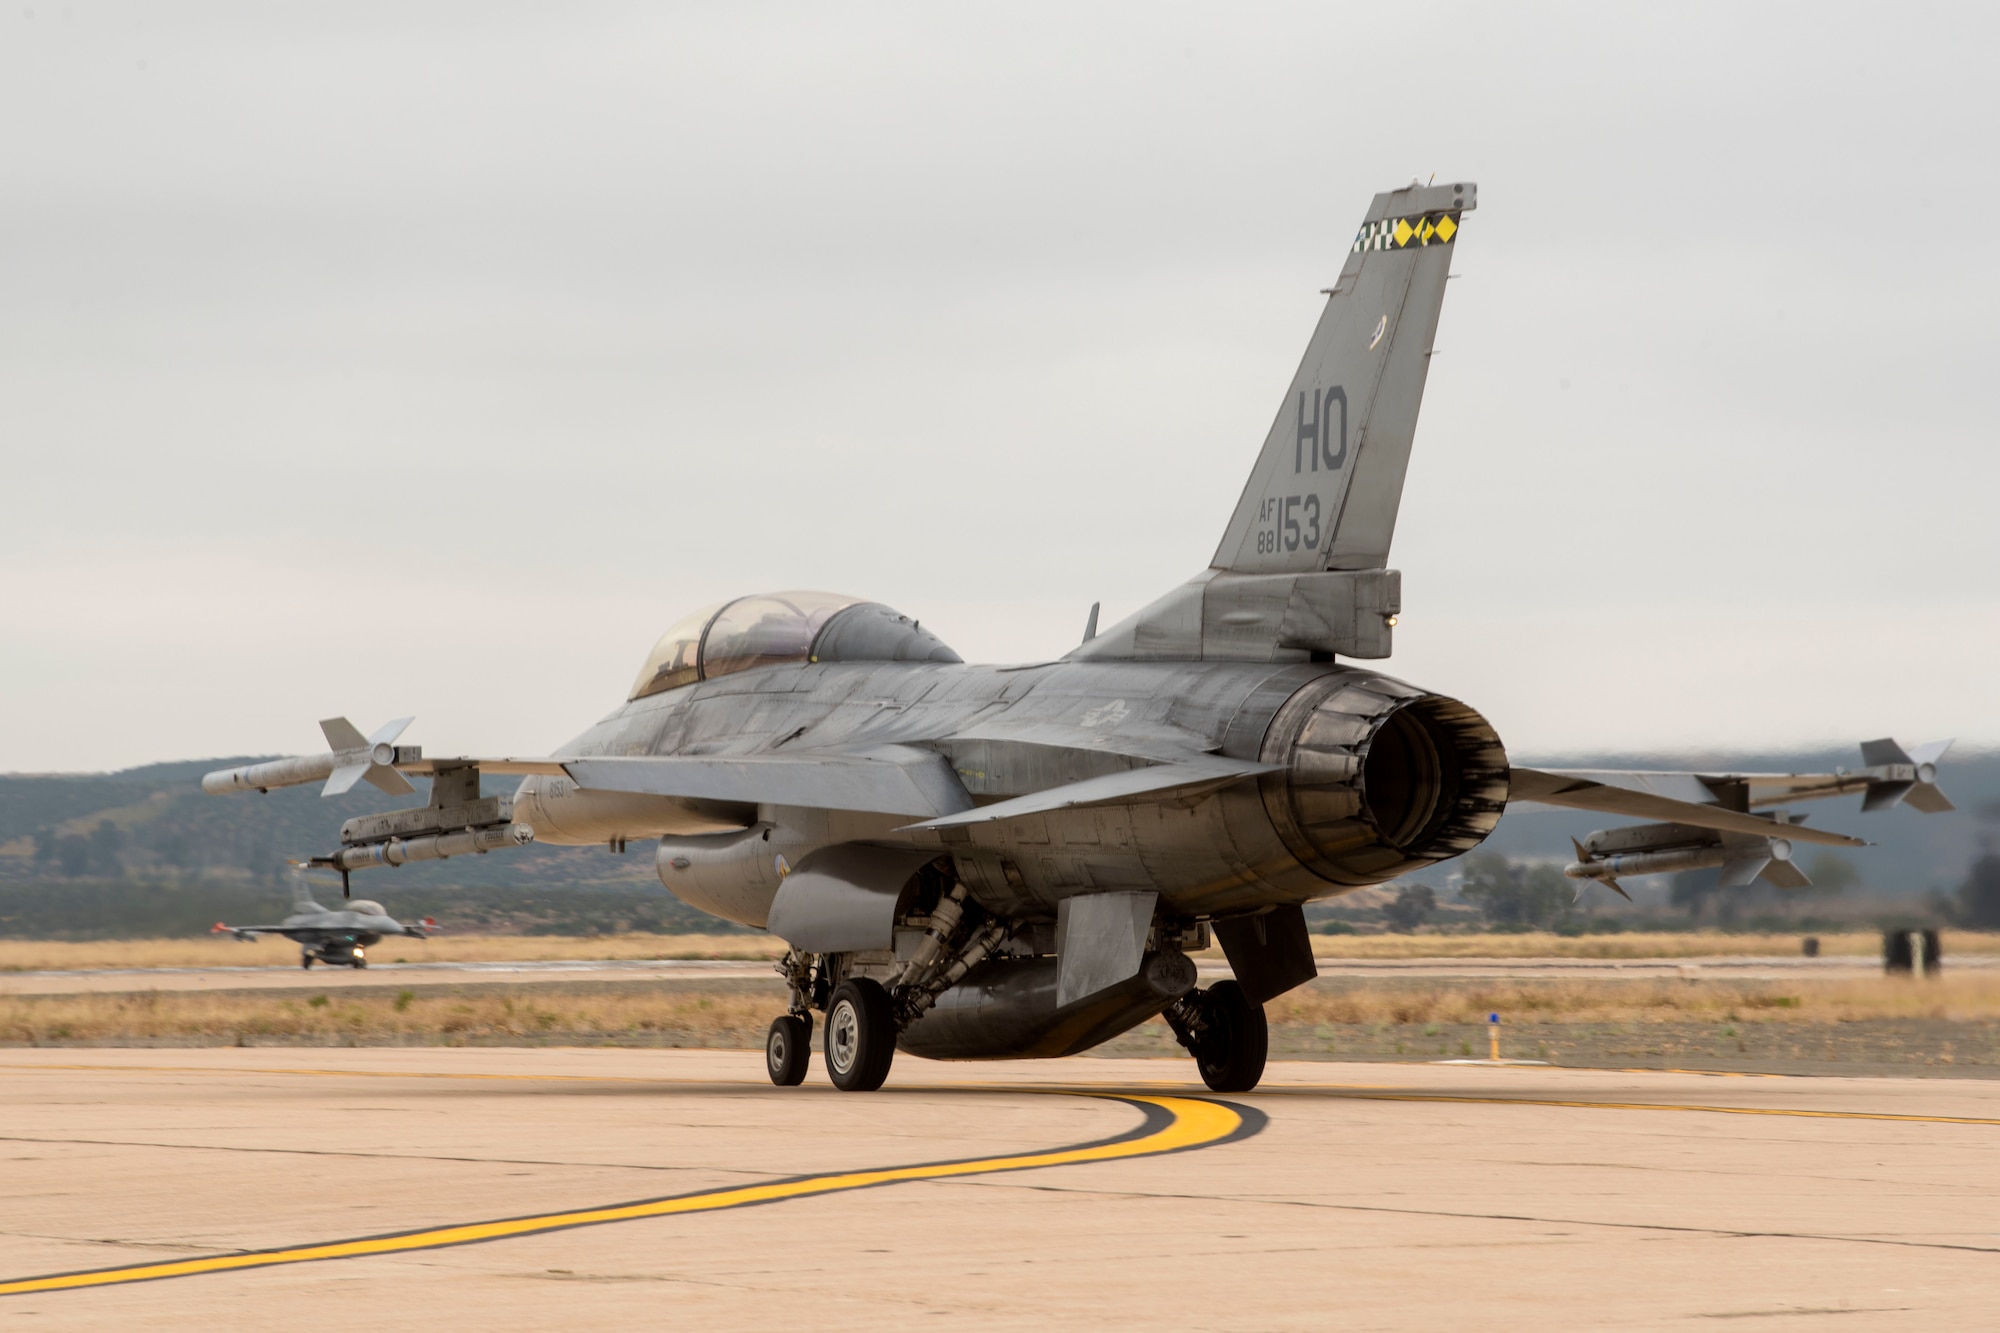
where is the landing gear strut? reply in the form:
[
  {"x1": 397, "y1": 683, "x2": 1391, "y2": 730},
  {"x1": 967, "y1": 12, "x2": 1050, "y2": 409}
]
[{"x1": 1166, "y1": 980, "x2": 1268, "y2": 1093}]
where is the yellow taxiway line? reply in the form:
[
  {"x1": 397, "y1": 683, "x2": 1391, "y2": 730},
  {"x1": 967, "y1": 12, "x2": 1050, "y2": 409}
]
[
  {"x1": 1266, "y1": 1084, "x2": 2000, "y2": 1127},
  {"x1": 0, "y1": 1092, "x2": 1248, "y2": 1298}
]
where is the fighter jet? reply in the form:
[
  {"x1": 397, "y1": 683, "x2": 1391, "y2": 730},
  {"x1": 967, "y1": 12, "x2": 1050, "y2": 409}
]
[
  {"x1": 201, "y1": 180, "x2": 1950, "y2": 1093},
  {"x1": 213, "y1": 877, "x2": 438, "y2": 969}
]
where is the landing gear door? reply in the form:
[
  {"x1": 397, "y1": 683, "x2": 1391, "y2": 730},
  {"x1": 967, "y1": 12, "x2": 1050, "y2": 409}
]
[
  {"x1": 1055, "y1": 891, "x2": 1157, "y2": 1008},
  {"x1": 765, "y1": 845, "x2": 937, "y2": 954},
  {"x1": 1213, "y1": 905, "x2": 1318, "y2": 1004}
]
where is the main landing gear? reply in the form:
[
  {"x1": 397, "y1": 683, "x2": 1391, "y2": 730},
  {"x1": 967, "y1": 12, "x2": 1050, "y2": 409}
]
[
  {"x1": 822, "y1": 978, "x2": 897, "y2": 1092},
  {"x1": 301, "y1": 945, "x2": 367, "y2": 970},
  {"x1": 1165, "y1": 980, "x2": 1269, "y2": 1093}
]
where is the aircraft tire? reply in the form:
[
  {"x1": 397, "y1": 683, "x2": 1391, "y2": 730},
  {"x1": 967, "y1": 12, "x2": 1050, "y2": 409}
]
[
  {"x1": 766, "y1": 1014, "x2": 811, "y2": 1086},
  {"x1": 301, "y1": 955, "x2": 314, "y2": 970},
  {"x1": 823, "y1": 978, "x2": 896, "y2": 1092},
  {"x1": 1193, "y1": 980, "x2": 1268, "y2": 1093}
]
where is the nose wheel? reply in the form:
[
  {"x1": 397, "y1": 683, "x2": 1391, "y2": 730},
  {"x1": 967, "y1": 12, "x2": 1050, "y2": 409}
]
[{"x1": 766, "y1": 1014, "x2": 812, "y2": 1086}]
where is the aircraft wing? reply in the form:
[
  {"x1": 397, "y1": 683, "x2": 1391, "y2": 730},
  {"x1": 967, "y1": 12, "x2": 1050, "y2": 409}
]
[
  {"x1": 1508, "y1": 767, "x2": 1866, "y2": 848},
  {"x1": 211, "y1": 923, "x2": 293, "y2": 939},
  {"x1": 1514, "y1": 738, "x2": 1953, "y2": 824},
  {"x1": 396, "y1": 758, "x2": 568, "y2": 777},
  {"x1": 203, "y1": 734, "x2": 971, "y2": 819},
  {"x1": 563, "y1": 745, "x2": 975, "y2": 820},
  {"x1": 900, "y1": 757, "x2": 1281, "y2": 831}
]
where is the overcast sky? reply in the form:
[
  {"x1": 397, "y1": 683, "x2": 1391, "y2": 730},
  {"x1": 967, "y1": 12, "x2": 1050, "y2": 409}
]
[{"x1": 3, "y1": 2, "x2": 1995, "y2": 772}]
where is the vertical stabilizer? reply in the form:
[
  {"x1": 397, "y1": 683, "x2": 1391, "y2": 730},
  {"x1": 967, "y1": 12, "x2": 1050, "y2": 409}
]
[
  {"x1": 287, "y1": 869, "x2": 324, "y2": 914},
  {"x1": 1212, "y1": 181, "x2": 1473, "y2": 574}
]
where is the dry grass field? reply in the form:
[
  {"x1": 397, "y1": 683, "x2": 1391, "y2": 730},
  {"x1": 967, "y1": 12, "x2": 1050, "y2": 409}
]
[
  {"x1": 0, "y1": 985, "x2": 777, "y2": 1048},
  {"x1": 1297, "y1": 931, "x2": 1941, "y2": 959},
  {"x1": 0, "y1": 933, "x2": 786, "y2": 971},
  {"x1": 5, "y1": 929, "x2": 1980, "y2": 973},
  {"x1": 5, "y1": 973, "x2": 2000, "y2": 1051}
]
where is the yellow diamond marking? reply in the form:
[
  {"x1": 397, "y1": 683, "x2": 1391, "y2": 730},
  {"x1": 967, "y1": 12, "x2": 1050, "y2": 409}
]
[
  {"x1": 1419, "y1": 219, "x2": 1436, "y2": 242},
  {"x1": 1392, "y1": 218, "x2": 1415, "y2": 247},
  {"x1": 1435, "y1": 214, "x2": 1457, "y2": 243}
]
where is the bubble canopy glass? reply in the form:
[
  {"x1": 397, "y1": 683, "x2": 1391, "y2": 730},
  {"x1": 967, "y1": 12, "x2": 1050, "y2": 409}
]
[{"x1": 628, "y1": 591, "x2": 959, "y2": 701}]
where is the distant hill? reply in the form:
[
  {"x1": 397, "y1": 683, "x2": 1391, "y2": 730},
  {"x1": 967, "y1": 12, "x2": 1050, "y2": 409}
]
[
  {"x1": 0, "y1": 746, "x2": 1988, "y2": 938},
  {"x1": 0, "y1": 758, "x2": 659, "y2": 892}
]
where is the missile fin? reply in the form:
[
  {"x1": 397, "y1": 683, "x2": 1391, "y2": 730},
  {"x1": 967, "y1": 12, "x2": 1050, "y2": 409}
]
[
  {"x1": 1601, "y1": 875, "x2": 1631, "y2": 902},
  {"x1": 1909, "y1": 738, "x2": 1955, "y2": 766},
  {"x1": 1862, "y1": 780, "x2": 1913, "y2": 812},
  {"x1": 1860, "y1": 737, "x2": 1914, "y2": 767},
  {"x1": 1758, "y1": 858, "x2": 1812, "y2": 890},
  {"x1": 362, "y1": 763, "x2": 417, "y2": 797},
  {"x1": 367, "y1": 716, "x2": 415, "y2": 748},
  {"x1": 321, "y1": 717, "x2": 368, "y2": 751},
  {"x1": 322, "y1": 763, "x2": 369, "y2": 797},
  {"x1": 1904, "y1": 783, "x2": 1956, "y2": 814},
  {"x1": 1718, "y1": 855, "x2": 1770, "y2": 889}
]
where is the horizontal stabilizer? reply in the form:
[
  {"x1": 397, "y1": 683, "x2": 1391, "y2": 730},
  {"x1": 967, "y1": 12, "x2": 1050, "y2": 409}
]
[
  {"x1": 565, "y1": 747, "x2": 974, "y2": 820},
  {"x1": 1511, "y1": 767, "x2": 1865, "y2": 848},
  {"x1": 898, "y1": 757, "x2": 1280, "y2": 832}
]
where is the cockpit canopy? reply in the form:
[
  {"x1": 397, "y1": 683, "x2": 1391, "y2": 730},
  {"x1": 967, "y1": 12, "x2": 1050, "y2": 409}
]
[
  {"x1": 629, "y1": 590, "x2": 962, "y2": 702},
  {"x1": 346, "y1": 900, "x2": 385, "y2": 917}
]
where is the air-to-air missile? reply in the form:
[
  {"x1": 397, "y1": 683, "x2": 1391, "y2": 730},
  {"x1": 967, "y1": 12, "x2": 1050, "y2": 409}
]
[
  {"x1": 202, "y1": 717, "x2": 420, "y2": 797},
  {"x1": 1562, "y1": 821, "x2": 1805, "y2": 899}
]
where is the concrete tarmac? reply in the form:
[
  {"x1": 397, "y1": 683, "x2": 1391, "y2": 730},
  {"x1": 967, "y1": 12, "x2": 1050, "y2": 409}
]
[{"x1": 2, "y1": 1049, "x2": 1997, "y2": 1328}]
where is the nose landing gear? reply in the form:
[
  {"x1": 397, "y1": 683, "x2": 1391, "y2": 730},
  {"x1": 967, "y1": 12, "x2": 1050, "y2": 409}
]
[{"x1": 766, "y1": 1013, "x2": 811, "y2": 1086}]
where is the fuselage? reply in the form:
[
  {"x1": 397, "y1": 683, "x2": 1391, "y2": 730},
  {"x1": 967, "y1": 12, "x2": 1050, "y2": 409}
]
[{"x1": 514, "y1": 656, "x2": 1509, "y2": 932}]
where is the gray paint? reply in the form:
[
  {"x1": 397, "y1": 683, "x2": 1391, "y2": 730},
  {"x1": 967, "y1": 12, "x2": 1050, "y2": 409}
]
[
  {"x1": 764, "y1": 843, "x2": 938, "y2": 953},
  {"x1": 1054, "y1": 890, "x2": 1155, "y2": 1008}
]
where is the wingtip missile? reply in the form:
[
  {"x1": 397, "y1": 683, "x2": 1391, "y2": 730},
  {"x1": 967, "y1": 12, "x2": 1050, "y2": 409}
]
[
  {"x1": 201, "y1": 718, "x2": 422, "y2": 797},
  {"x1": 1857, "y1": 737, "x2": 1954, "y2": 814}
]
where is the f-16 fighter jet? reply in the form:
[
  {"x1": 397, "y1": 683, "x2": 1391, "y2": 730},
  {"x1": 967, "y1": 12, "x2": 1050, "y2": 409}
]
[
  {"x1": 202, "y1": 180, "x2": 1950, "y2": 1093},
  {"x1": 213, "y1": 877, "x2": 438, "y2": 969}
]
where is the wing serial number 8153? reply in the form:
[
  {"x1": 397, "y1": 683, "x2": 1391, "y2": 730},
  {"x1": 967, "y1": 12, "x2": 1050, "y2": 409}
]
[{"x1": 1255, "y1": 493, "x2": 1321, "y2": 555}]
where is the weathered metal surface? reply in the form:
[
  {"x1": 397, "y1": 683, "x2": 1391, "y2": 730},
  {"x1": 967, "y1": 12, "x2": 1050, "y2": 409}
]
[
  {"x1": 898, "y1": 952, "x2": 1197, "y2": 1060},
  {"x1": 1054, "y1": 891, "x2": 1156, "y2": 1008},
  {"x1": 1212, "y1": 905, "x2": 1318, "y2": 1005},
  {"x1": 764, "y1": 844, "x2": 940, "y2": 954}
]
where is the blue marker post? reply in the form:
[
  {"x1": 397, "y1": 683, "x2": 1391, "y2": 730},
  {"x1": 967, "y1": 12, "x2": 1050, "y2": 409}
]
[{"x1": 1488, "y1": 1012, "x2": 1500, "y2": 1063}]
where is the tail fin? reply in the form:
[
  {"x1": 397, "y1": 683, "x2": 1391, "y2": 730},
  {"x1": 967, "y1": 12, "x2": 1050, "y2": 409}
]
[
  {"x1": 286, "y1": 868, "x2": 324, "y2": 914},
  {"x1": 1212, "y1": 181, "x2": 1473, "y2": 574}
]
